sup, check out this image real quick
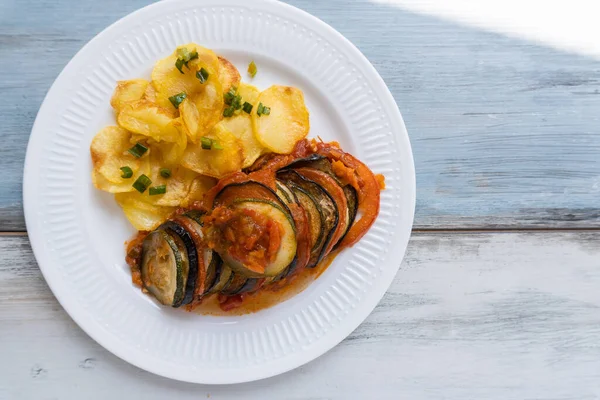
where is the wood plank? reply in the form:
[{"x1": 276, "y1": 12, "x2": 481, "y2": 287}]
[
  {"x1": 2, "y1": 0, "x2": 600, "y2": 230},
  {"x1": 1, "y1": 232, "x2": 599, "y2": 399}
]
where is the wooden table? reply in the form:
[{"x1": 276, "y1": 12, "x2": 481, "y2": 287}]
[{"x1": 2, "y1": 0, "x2": 599, "y2": 398}]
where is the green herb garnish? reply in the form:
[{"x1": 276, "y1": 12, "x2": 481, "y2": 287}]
[
  {"x1": 159, "y1": 168, "x2": 171, "y2": 178},
  {"x1": 196, "y1": 67, "x2": 209, "y2": 84},
  {"x1": 168, "y1": 92, "x2": 187, "y2": 109},
  {"x1": 128, "y1": 143, "x2": 148, "y2": 158},
  {"x1": 149, "y1": 185, "x2": 167, "y2": 196},
  {"x1": 132, "y1": 174, "x2": 152, "y2": 193},
  {"x1": 242, "y1": 102, "x2": 253, "y2": 114},
  {"x1": 200, "y1": 136, "x2": 224, "y2": 150},
  {"x1": 248, "y1": 61, "x2": 257, "y2": 78},
  {"x1": 224, "y1": 86, "x2": 237, "y2": 105},
  {"x1": 175, "y1": 47, "x2": 199, "y2": 73},
  {"x1": 120, "y1": 166, "x2": 133, "y2": 179},
  {"x1": 223, "y1": 106, "x2": 235, "y2": 118}
]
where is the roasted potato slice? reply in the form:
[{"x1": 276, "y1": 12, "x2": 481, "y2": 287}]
[
  {"x1": 90, "y1": 126, "x2": 148, "y2": 189},
  {"x1": 190, "y1": 77, "x2": 224, "y2": 139},
  {"x1": 151, "y1": 43, "x2": 220, "y2": 109},
  {"x1": 217, "y1": 83, "x2": 264, "y2": 167},
  {"x1": 218, "y1": 56, "x2": 241, "y2": 93},
  {"x1": 110, "y1": 79, "x2": 149, "y2": 112},
  {"x1": 252, "y1": 85, "x2": 310, "y2": 154},
  {"x1": 117, "y1": 99, "x2": 180, "y2": 143},
  {"x1": 181, "y1": 123, "x2": 244, "y2": 178},
  {"x1": 180, "y1": 174, "x2": 218, "y2": 207},
  {"x1": 143, "y1": 82, "x2": 158, "y2": 103},
  {"x1": 114, "y1": 192, "x2": 176, "y2": 231},
  {"x1": 179, "y1": 97, "x2": 201, "y2": 143}
]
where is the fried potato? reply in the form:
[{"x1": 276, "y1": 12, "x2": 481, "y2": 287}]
[
  {"x1": 143, "y1": 82, "x2": 158, "y2": 103},
  {"x1": 151, "y1": 117, "x2": 188, "y2": 165},
  {"x1": 117, "y1": 100, "x2": 180, "y2": 143},
  {"x1": 218, "y1": 56, "x2": 241, "y2": 93},
  {"x1": 151, "y1": 43, "x2": 220, "y2": 109},
  {"x1": 90, "y1": 126, "x2": 148, "y2": 190},
  {"x1": 181, "y1": 123, "x2": 244, "y2": 178},
  {"x1": 252, "y1": 85, "x2": 310, "y2": 154},
  {"x1": 217, "y1": 83, "x2": 264, "y2": 167},
  {"x1": 180, "y1": 174, "x2": 218, "y2": 207},
  {"x1": 179, "y1": 97, "x2": 201, "y2": 143},
  {"x1": 110, "y1": 79, "x2": 149, "y2": 112},
  {"x1": 190, "y1": 77, "x2": 224, "y2": 139},
  {"x1": 147, "y1": 163, "x2": 199, "y2": 207},
  {"x1": 115, "y1": 192, "x2": 176, "y2": 231}
]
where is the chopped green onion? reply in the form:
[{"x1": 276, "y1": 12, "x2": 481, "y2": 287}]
[
  {"x1": 169, "y1": 92, "x2": 187, "y2": 109},
  {"x1": 128, "y1": 142, "x2": 148, "y2": 158},
  {"x1": 257, "y1": 102, "x2": 270, "y2": 116},
  {"x1": 231, "y1": 94, "x2": 242, "y2": 110},
  {"x1": 177, "y1": 47, "x2": 191, "y2": 60},
  {"x1": 159, "y1": 168, "x2": 171, "y2": 178},
  {"x1": 149, "y1": 185, "x2": 167, "y2": 196},
  {"x1": 248, "y1": 61, "x2": 257, "y2": 78},
  {"x1": 132, "y1": 174, "x2": 152, "y2": 193},
  {"x1": 196, "y1": 68, "x2": 209, "y2": 84},
  {"x1": 175, "y1": 58, "x2": 185, "y2": 74},
  {"x1": 223, "y1": 106, "x2": 235, "y2": 118},
  {"x1": 223, "y1": 87, "x2": 237, "y2": 105},
  {"x1": 175, "y1": 48, "x2": 199, "y2": 73},
  {"x1": 242, "y1": 102, "x2": 253, "y2": 114},
  {"x1": 200, "y1": 136, "x2": 224, "y2": 150},
  {"x1": 201, "y1": 136, "x2": 213, "y2": 149},
  {"x1": 120, "y1": 166, "x2": 133, "y2": 179}
]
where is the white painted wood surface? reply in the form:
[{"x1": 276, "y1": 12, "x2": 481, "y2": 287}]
[{"x1": 2, "y1": 232, "x2": 599, "y2": 399}]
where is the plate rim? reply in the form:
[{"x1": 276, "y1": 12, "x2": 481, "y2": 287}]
[{"x1": 23, "y1": 0, "x2": 416, "y2": 384}]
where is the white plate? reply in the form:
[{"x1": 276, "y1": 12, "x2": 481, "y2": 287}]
[{"x1": 23, "y1": 0, "x2": 415, "y2": 384}]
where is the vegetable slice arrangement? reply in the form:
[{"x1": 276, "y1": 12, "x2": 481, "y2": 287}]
[
  {"x1": 133, "y1": 139, "x2": 382, "y2": 311},
  {"x1": 90, "y1": 43, "x2": 383, "y2": 313}
]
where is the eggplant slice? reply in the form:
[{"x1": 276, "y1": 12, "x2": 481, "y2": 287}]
[{"x1": 277, "y1": 169, "x2": 339, "y2": 267}]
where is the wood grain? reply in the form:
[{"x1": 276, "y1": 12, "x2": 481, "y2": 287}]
[
  {"x1": 2, "y1": 0, "x2": 600, "y2": 230},
  {"x1": 2, "y1": 232, "x2": 599, "y2": 399}
]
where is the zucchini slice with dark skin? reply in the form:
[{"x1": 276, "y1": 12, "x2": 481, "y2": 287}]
[
  {"x1": 220, "y1": 272, "x2": 262, "y2": 296},
  {"x1": 208, "y1": 263, "x2": 233, "y2": 294},
  {"x1": 284, "y1": 156, "x2": 359, "y2": 244},
  {"x1": 293, "y1": 167, "x2": 349, "y2": 257},
  {"x1": 159, "y1": 221, "x2": 198, "y2": 307},
  {"x1": 140, "y1": 230, "x2": 188, "y2": 307},
  {"x1": 277, "y1": 169, "x2": 339, "y2": 267},
  {"x1": 275, "y1": 180, "x2": 297, "y2": 206},
  {"x1": 213, "y1": 199, "x2": 298, "y2": 278},
  {"x1": 288, "y1": 183, "x2": 324, "y2": 256}
]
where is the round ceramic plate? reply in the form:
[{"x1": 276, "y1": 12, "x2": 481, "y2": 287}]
[{"x1": 23, "y1": 0, "x2": 415, "y2": 384}]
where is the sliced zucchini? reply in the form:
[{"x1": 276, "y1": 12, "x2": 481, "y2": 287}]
[
  {"x1": 275, "y1": 180, "x2": 297, "y2": 206},
  {"x1": 159, "y1": 221, "x2": 199, "y2": 307},
  {"x1": 277, "y1": 170, "x2": 339, "y2": 267},
  {"x1": 289, "y1": 183, "x2": 324, "y2": 255},
  {"x1": 214, "y1": 181, "x2": 285, "y2": 210},
  {"x1": 218, "y1": 200, "x2": 297, "y2": 277},
  {"x1": 140, "y1": 230, "x2": 188, "y2": 307},
  {"x1": 209, "y1": 263, "x2": 233, "y2": 294}
]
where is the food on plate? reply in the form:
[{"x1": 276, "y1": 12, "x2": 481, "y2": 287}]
[{"x1": 90, "y1": 43, "x2": 383, "y2": 314}]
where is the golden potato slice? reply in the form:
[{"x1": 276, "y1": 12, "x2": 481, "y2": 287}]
[
  {"x1": 181, "y1": 124, "x2": 244, "y2": 178},
  {"x1": 252, "y1": 85, "x2": 310, "y2": 154},
  {"x1": 115, "y1": 192, "x2": 176, "y2": 231},
  {"x1": 179, "y1": 98, "x2": 201, "y2": 143},
  {"x1": 151, "y1": 118, "x2": 188, "y2": 165},
  {"x1": 110, "y1": 79, "x2": 149, "y2": 112},
  {"x1": 90, "y1": 126, "x2": 147, "y2": 186},
  {"x1": 191, "y1": 77, "x2": 224, "y2": 139},
  {"x1": 180, "y1": 175, "x2": 217, "y2": 207},
  {"x1": 143, "y1": 83, "x2": 158, "y2": 103},
  {"x1": 92, "y1": 170, "x2": 136, "y2": 193},
  {"x1": 117, "y1": 100, "x2": 180, "y2": 143},
  {"x1": 146, "y1": 163, "x2": 199, "y2": 207},
  {"x1": 218, "y1": 56, "x2": 241, "y2": 93},
  {"x1": 151, "y1": 43, "x2": 220, "y2": 109},
  {"x1": 217, "y1": 83, "x2": 264, "y2": 167}
]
